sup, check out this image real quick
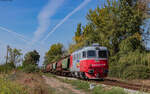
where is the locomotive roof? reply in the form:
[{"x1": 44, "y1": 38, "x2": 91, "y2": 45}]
[{"x1": 72, "y1": 46, "x2": 107, "y2": 55}]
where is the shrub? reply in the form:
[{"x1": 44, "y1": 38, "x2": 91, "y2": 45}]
[
  {"x1": 109, "y1": 66, "x2": 122, "y2": 78},
  {"x1": 23, "y1": 64, "x2": 39, "y2": 73},
  {"x1": 109, "y1": 64, "x2": 150, "y2": 79},
  {"x1": 123, "y1": 65, "x2": 150, "y2": 79},
  {"x1": 109, "y1": 51, "x2": 150, "y2": 79},
  {"x1": 0, "y1": 63, "x2": 15, "y2": 73}
]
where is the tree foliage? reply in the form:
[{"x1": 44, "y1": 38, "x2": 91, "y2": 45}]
[
  {"x1": 7, "y1": 47, "x2": 22, "y2": 66},
  {"x1": 23, "y1": 50, "x2": 40, "y2": 66},
  {"x1": 44, "y1": 43, "x2": 64, "y2": 65},
  {"x1": 22, "y1": 50, "x2": 40, "y2": 73},
  {"x1": 69, "y1": 0, "x2": 150, "y2": 79},
  {"x1": 74, "y1": 23, "x2": 83, "y2": 43}
]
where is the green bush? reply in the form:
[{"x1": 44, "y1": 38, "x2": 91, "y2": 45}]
[
  {"x1": 109, "y1": 66, "x2": 122, "y2": 78},
  {"x1": 123, "y1": 65, "x2": 150, "y2": 79},
  {"x1": 23, "y1": 64, "x2": 39, "y2": 73},
  {"x1": 109, "y1": 64, "x2": 150, "y2": 79},
  {"x1": 16, "y1": 66, "x2": 24, "y2": 71},
  {"x1": 0, "y1": 63, "x2": 15, "y2": 73},
  {"x1": 109, "y1": 51, "x2": 150, "y2": 79}
]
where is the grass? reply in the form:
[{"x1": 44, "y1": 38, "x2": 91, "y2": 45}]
[
  {"x1": 0, "y1": 77, "x2": 27, "y2": 94},
  {"x1": 60, "y1": 78, "x2": 90, "y2": 91},
  {"x1": 92, "y1": 86, "x2": 127, "y2": 94}
]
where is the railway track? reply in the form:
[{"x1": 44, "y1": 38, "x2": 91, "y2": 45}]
[
  {"x1": 58, "y1": 75, "x2": 150, "y2": 92},
  {"x1": 92, "y1": 78, "x2": 150, "y2": 92}
]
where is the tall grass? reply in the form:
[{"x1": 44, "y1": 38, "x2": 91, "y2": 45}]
[
  {"x1": 0, "y1": 63, "x2": 15, "y2": 73},
  {"x1": 0, "y1": 78, "x2": 27, "y2": 94}
]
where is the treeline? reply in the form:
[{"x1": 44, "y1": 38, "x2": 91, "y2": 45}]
[
  {"x1": 0, "y1": 46, "x2": 40, "y2": 73},
  {"x1": 44, "y1": 0, "x2": 150, "y2": 79}
]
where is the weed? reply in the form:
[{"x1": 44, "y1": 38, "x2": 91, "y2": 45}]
[{"x1": 0, "y1": 77, "x2": 27, "y2": 94}]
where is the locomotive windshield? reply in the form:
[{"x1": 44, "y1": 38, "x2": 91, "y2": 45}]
[
  {"x1": 87, "y1": 50, "x2": 96, "y2": 58},
  {"x1": 98, "y1": 50, "x2": 107, "y2": 58}
]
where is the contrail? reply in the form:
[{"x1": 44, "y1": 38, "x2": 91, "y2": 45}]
[
  {"x1": 0, "y1": 26, "x2": 48, "y2": 64},
  {"x1": 32, "y1": 0, "x2": 64, "y2": 44},
  {"x1": 0, "y1": 26, "x2": 46, "y2": 47},
  {"x1": 41, "y1": 0, "x2": 91, "y2": 43},
  {"x1": 0, "y1": 26, "x2": 29, "y2": 43}
]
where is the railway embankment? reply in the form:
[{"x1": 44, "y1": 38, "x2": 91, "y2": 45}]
[{"x1": 44, "y1": 73, "x2": 150, "y2": 94}]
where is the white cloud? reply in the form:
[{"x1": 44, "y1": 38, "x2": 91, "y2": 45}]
[
  {"x1": 41, "y1": 0, "x2": 91, "y2": 43},
  {"x1": 32, "y1": 0, "x2": 64, "y2": 43}
]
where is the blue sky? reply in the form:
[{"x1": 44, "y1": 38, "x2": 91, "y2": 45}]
[{"x1": 0, "y1": 0, "x2": 106, "y2": 65}]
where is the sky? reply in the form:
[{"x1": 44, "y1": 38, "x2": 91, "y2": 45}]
[{"x1": 0, "y1": 0, "x2": 107, "y2": 66}]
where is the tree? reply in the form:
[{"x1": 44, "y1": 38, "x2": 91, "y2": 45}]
[
  {"x1": 75, "y1": 23, "x2": 82, "y2": 37},
  {"x1": 83, "y1": 0, "x2": 148, "y2": 55},
  {"x1": 23, "y1": 50, "x2": 40, "y2": 66},
  {"x1": 7, "y1": 47, "x2": 22, "y2": 66},
  {"x1": 74, "y1": 23, "x2": 83, "y2": 43},
  {"x1": 44, "y1": 43, "x2": 64, "y2": 65},
  {"x1": 5, "y1": 45, "x2": 10, "y2": 64},
  {"x1": 68, "y1": 0, "x2": 150, "y2": 79}
]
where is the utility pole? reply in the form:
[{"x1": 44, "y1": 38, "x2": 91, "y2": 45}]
[{"x1": 6, "y1": 45, "x2": 9, "y2": 64}]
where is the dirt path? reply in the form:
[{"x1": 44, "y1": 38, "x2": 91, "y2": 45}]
[{"x1": 42, "y1": 75, "x2": 86, "y2": 94}]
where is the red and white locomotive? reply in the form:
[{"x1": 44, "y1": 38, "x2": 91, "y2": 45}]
[
  {"x1": 45, "y1": 43, "x2": 109, "y2": 80},
  {"x1": 70, "y1": 43, "x2": 109, "y2": 79}
]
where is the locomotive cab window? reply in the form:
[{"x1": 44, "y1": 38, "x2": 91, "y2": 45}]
[
  {"x1": 87, "y1": 50, "x2": 96, "y2": 58},
  {"x1": 82, "y1": 51, "x2": 86, "y2": 58},
  {"x1": 98, "y1": 50, "x2": 107, "y2": 58}
]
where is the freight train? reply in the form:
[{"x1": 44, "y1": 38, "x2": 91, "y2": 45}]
[{"x1": 45, "y1": 43, "x2": 109, "y2": 80}]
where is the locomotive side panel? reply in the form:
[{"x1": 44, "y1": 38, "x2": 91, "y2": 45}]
[{"x1": 70, "y1": 54, "x2": 80, "y2": 72}]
